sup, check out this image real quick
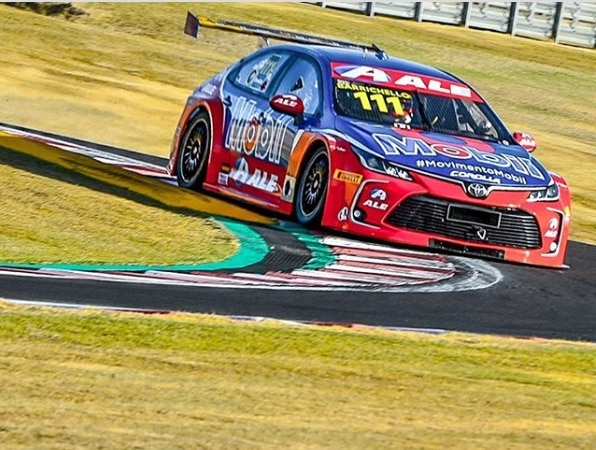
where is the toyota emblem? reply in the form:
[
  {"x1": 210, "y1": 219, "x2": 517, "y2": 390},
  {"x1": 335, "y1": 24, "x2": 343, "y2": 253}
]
[{"x1": 467, "y1": 183, "x2": 489, "y2": 199}]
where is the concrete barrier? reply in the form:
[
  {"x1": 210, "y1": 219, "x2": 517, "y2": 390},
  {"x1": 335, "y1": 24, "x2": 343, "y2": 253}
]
[{"x1": 310, "y1": 2, "x2": 595, "y2": 49}]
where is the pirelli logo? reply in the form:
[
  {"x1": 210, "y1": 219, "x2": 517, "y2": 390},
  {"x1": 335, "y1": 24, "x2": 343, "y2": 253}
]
[{"x1": 333, "y1": 169, "x2": 363, "y2": 184}]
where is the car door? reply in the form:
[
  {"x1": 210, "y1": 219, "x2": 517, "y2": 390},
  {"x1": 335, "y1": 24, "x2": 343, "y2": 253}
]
[
  {"x1": 219, "y1": 49, "x2": 294, "y2": 205},
  {"x1": 220, "y1": 50, "x2": 323, "y2": 208},
  {"x1": 268, "y1": 54, "x2": 323, "y2": 204}
]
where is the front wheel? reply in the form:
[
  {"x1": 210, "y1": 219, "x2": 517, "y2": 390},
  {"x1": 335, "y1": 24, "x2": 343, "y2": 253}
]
[
  {"x1": 295, "y1": 147, "x2": 329, "y2": 227},
  {"x1": 176, "y1": 111, "x2": 211, "y2": 190}
]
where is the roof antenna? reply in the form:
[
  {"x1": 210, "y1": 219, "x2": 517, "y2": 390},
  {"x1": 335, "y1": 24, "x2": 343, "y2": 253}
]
[
  {"x1": 258, "y1": 35, "x2": 270, "y2": 48},
  {"x1": 372, "y1": 43, "x2": 388, "y2": 60}
]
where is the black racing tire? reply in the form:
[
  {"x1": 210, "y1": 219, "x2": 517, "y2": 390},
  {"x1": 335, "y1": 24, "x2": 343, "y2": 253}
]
[
  {"x1": 176, "y1": 111, "x2": 211, "y2": 190},
  {"x1": 295, "y1": 147, "x2": 329, "y2": 227}
]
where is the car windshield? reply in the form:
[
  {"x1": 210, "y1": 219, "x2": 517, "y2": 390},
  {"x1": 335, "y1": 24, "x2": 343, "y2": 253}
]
[{"x1": 333, "y1": 79, "x2": 508, "y2": 142}]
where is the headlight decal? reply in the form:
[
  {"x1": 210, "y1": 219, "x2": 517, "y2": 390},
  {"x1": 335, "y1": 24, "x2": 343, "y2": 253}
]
[
  {"x1": 527, "y1": 182, "x2": 560, "y2": 202},
  {"x1": 353, "y1": 146, "x2": 413, "y2": 181}
]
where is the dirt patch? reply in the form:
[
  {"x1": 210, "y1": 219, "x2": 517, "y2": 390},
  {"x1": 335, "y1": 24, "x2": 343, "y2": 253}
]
[{"x1": 3, "y1": 2, "x2": 86, "y2": 18}]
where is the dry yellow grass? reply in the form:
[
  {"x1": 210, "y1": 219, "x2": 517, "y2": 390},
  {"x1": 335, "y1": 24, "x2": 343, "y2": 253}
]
[
  {"x1": 0, "y1": 303, "x2": 594, "y2": 449},
  {"x1": 0, "y1": 2, "x2": 594, "y2": 244},
  {"x1": 0, "y1": 147, "x2": 238, "y2": 265}
]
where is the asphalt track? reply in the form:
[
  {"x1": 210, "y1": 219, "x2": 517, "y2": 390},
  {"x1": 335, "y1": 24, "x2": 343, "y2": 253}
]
[{"x1": 1, "y1": 124, "x2": 595, "y2": 342}]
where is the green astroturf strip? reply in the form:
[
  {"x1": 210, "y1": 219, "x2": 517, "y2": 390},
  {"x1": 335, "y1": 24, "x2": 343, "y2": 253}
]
[{"x1": 0, "y1": 221, "x2": 337, "y2": 272}]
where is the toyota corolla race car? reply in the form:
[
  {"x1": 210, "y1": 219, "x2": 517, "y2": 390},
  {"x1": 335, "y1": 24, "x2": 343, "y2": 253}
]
[{"x1": 167, "y1": 13, "x2": 571, "y2": 268}]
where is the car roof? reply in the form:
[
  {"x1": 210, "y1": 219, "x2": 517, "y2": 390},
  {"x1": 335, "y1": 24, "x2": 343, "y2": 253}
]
[{"x1": 269, "y1": 43, "x2": 463, "y2": 84}]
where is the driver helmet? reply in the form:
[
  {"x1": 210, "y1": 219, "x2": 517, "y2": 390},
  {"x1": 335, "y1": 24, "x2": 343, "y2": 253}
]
[{"x1": 393, "y1": 97, "x2": 414, "y2": 128}]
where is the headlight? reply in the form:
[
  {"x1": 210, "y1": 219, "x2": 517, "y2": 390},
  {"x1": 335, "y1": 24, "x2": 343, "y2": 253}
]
[
  {"x1": 353, "y1": 147, "x2": 413, "y2": 181},
  {"x1": 527, "y1": 182, "x2": 559, "y2": 202}
]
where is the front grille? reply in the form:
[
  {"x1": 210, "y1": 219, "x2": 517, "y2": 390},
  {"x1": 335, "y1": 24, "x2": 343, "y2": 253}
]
[{"x1": 387, "y1": 195, "x2": 541, "y2": 249}]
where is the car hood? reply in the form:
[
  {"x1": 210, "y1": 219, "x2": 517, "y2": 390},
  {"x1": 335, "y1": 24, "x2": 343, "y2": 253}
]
[{"x1": 334, "y1": 118, "x2": 552, "y2": 188}]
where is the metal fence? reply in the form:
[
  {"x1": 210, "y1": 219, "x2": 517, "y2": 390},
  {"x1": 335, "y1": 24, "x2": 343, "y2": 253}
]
[{"x1": 307, "y1": 2, "x2": 596, "y2": 48}]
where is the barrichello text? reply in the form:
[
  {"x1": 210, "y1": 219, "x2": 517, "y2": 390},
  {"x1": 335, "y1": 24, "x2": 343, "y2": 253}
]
[{"x1": 373, "y1": 134, "x2": 545, "y2": 183}]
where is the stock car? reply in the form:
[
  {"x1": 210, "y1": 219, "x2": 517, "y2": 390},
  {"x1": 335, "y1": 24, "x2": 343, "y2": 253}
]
[{"x1": 167, "y1": 14, "x2": 571, "y2": 268}]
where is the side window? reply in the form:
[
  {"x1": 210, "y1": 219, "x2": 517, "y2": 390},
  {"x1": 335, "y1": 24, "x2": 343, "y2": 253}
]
[
  {"x1": 458, "y1": 101, "x2": 499, "y2": 139},
  {"x1": 273, "y1": 57, "x2": 322, "y2": 117},
  {"x1": 234, "y1": 52, "x2": 291, "y2": 94}
]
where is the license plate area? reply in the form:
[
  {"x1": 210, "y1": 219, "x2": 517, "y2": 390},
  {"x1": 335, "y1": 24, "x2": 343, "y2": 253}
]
[{"x1": 447, "y1": 205, "x2": 501, "y2": 228}]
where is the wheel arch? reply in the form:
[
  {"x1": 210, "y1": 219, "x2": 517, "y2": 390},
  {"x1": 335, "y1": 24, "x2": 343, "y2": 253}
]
[
  {"x1": 289, "y1": 134, "x2": 333, "y2": 225},
  {"x1": 170, "y1": 103, "x2": 214, "y2": 175},
  {"x1": 297, "y1": 140, "x2": 329, "y2": 179},
  {"x1": 288, "y1": 132, "x2": 335, "y2": 183}
]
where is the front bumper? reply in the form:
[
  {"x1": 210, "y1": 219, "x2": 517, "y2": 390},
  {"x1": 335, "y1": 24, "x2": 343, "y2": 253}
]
[{"x1": 322, "y1": 171, "x2": 571, "y2": 268}]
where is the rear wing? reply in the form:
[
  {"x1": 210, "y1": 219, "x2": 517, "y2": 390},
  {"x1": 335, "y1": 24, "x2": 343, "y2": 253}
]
[{"x1": 184, "y1": 11, "x2": 387, "y2": 59}]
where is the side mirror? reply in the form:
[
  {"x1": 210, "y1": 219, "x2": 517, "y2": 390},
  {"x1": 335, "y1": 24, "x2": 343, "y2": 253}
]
[
  {"x1": 270, "y1": 94, "x2": 304, "y2": 122},
  {"x1": 513, "y1": 131, "x2": 537, "y2": 153}
]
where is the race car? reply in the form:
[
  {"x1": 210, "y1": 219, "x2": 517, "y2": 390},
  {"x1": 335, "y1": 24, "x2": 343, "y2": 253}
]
[{"x1": 167, "y1": 13, "x2": 571, "y2": 268}]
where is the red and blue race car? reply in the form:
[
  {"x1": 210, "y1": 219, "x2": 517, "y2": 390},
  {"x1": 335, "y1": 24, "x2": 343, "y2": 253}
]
[{"x1": 167, "y1": 13, "x2": 571, "y2": 268}]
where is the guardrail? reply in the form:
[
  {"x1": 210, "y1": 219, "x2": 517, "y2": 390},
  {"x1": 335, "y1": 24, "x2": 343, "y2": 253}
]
[{"x1": 307, "y1": 2, "x2": 596, "y2": 49}]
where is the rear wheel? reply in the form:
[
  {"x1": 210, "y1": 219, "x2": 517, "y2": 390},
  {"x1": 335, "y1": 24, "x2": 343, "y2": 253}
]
[
  {"x1": 176, "y1": 111, "x2": 211, "y2": 190},
  {"x1": 295, "y1": 147, "x2": 329, "y2": 226}
]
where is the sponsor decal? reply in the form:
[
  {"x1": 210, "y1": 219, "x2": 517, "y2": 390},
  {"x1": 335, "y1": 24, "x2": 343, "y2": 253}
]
[
  {"x1": 326, "y1": 135, "x2": 348, "y2": 153},
  {"x1": 218, "y1": 172, "x2": 229, "y2": 186},
  {"x1": 331, "y1": 143, "x2": 348, "y2": 152},
  {"x1": 224, "y1": 96, "x2": 292, "y2": 164},
  {"x1": 337, "y1": 206, "x2": 349, "y2": 221},
  {"x1": 362, "y1": 188, "x2": 389, "y2": 211},
  {"x1": 272, "y1": 95, "x2": 299, "y2": 108},
  {"x1": 336, "y1": 79, "x2": 413, "y2": 118},
  {"x1": 247, "y1": 53, "x2": 283, "y2": 91},
  {"x1": 451, "y1": 170, "x2": 501, "y2": 184},
  {"x1": 373, "y1": 134, "x2": 545, "y2": 184},
  {"x1": 385, "y1": 165, "x2": 411, "y2": 180},
  {"x1": 544, "y1": 217, "x2": 560, "y2": 239},
  {"x1": 230, "y1": 157, "x2": 280, "y2": 194},
  {"x1": 513, "y1": 131, "x2": 537, "y2": 152},
  {"x1": 199, "y1": 82, "x2": 218, "y2": 96},
  {"x1": 333, "y1": 169, "x2": 363, "y2": 184},
  {"x1": 334, "y1": 65, "x2": 392, "y2": 83},
  {"x1": 370, "y1": 188, "x2": 387, "y2": 201},
  {"x1": 332, "y1": 63, "x2": 482, "y2": 101},
  {"x1": 218, "y1": 164, "x2": 231, "y2": 186},
  {"x1": 363, "y1": 199, "x2": 389, "y2": 211}
]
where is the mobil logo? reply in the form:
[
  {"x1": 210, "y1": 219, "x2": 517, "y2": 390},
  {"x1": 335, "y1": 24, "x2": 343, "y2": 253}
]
[
  {"x1": 225, "y1": 96, "x2": 292, "y2": 165},
  {"x1": 372, "y1": 134, "x2": 546, "y2": 182}
]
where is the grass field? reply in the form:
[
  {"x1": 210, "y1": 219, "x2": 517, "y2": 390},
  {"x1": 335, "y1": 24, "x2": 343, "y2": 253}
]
[
  {"x1": 1, "y1": 303, "x2": 594, "y2": 449},
  {"x1": 0, "y1": 3, "x2": 595, "y2": 448}
]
